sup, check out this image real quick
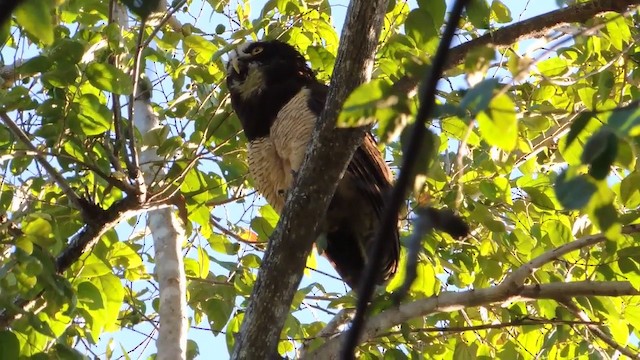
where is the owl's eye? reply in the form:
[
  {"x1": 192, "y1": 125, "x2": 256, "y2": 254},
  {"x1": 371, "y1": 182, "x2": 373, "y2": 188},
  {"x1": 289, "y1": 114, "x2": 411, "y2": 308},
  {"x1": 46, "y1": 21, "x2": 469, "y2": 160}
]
[{"x1": 250, "y1": 46, "x2": 264, "y2": 55}]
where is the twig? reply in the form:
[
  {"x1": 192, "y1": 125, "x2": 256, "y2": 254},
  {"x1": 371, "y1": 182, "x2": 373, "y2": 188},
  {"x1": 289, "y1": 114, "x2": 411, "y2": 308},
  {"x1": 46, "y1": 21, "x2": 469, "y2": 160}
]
[
  {"x1": 342, "y1": 1, "x2": 471, "y2": 358},
  {"x1": 559, "y1": 298, "x2": 640, "y2": 359},
  {"x1": 0, "y1": 112, "x2": 84, "y2": 211}
]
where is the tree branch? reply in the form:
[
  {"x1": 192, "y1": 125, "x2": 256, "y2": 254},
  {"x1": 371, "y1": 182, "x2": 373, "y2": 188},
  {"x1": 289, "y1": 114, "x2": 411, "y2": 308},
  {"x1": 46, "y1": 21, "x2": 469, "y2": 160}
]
[
  {"x1": 392, "y1": 0, "x2": 640, "y2": 95},
  {"x1": 499, "y1": 223, "x2": 640, "y2": 294},
  {"x1": 230, "y1": 0, "x2": 390, "y2": 357},
  {"x1": 559, "y1": 298, "x2": 640, "y2": 358},
  {"x1": 305, "y1": 223, "x2": 640, "y2": 358},
  {"x1": 0, "y1": 112, "x2": 85, "y2": 211},
  {"x1": 305, "y1": 281, "x2": 639, "y2": 359},
  {"x1": 0, "y1": 196, "x2": 162, "y2": 329}
]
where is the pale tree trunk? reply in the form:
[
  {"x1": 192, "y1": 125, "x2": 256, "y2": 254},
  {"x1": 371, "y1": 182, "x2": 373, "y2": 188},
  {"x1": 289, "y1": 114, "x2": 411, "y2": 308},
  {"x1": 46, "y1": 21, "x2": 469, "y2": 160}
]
[
  {"x1": 134, "y1": 89, "x2": 188, "y2": 359},
  {"x1": 123, "y1": 1, "x2": 187, "y2": 357}
]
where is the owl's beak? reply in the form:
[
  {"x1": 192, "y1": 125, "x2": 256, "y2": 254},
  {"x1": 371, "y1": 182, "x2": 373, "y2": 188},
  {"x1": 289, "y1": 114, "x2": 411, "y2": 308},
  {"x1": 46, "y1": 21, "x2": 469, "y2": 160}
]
[{"x1": 230, "y1": 56, "x2": 241, "y2": 74}]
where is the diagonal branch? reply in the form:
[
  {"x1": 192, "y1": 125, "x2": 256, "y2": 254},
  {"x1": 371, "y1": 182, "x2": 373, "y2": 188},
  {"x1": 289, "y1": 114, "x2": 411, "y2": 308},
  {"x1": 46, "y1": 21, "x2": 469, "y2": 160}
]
[
  {"x1": 305, "y1": 281, "x2": 639, "y2": 359},
  {"x1": 230, "y1": 0, "x2": 390, "y2": 358},
  {"x1": 559, "y1": 298, "x2": 640, "y2": 358},
  {"x1": 305, "y1": 223, "x2": 640, "y2": 359},
  {"x1": 0, "y1": 112, "x2": 84, "y2": 211},
  {"x1": 342, "y1": 1, "x2": 471, "y2": 357},
  {"x1": 392, "y1": 0, "x2": 640, "y2": 95}
]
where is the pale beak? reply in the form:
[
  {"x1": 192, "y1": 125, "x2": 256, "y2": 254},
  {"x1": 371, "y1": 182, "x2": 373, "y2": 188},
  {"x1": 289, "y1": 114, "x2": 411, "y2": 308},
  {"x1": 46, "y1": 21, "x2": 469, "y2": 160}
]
[{"x1": 231, "y1": 57, "x2": 241, "y2": 74}]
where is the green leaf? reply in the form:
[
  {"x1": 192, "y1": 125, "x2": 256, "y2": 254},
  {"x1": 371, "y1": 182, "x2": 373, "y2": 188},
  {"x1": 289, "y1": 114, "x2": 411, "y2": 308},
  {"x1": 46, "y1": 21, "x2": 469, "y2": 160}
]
[
  {"x1": 537, "y1": 57, "x2": 568, "y2": 77},
  {"x1": 418, "y1": 0, "x2": 445, "y2": 29},
  {"x1": 23, "y1": 217, "x2": 54, "y2": 247},
  {"x1": 77, "y1": 281, "x2": 105, "y2": 310},
  {"x1": 17, "y1": 55, "x2": 53, "y2": 75},
  {"x1": 49, "y1": 39, "x2": 86, "y2": 66},
  {"x1": 491, "y1": 0, "x2": 512, "y2": 23},
  {"x1": 477, "y1": 93, "x2": 517, "y2": 151},
  {"x1": 467, "y1": 0, "x2": 491, "y2": 29},
  {"x1": 184, "y1": 35, "x2": 218, "y2": 63},
  {"x1": 72, "y1": 94, "x2": 112, "y2": 135},
  {"x1": 581, "y1": 129, "x2": 618, "y2": 180},
  {"x1": 554, "y1": 171, "x2": 597, "y2": 210},
  {"x1": 607, "y1": 104, "x2": 640, "y2": 137},
  {"x1": 338, "y1": 79, "x2": 393, "y2": 127},
  {"x1": 14, "y1": 0, "x2": 54, "y2": 45},
  {"x1": 0, "y1": 331, "x2": 20, "y2": 359},
  {"x1": 405, "y1": 9, "x2": 438, "y2": 47},
  {"x1": 206, "y1": 298, "x2": 234, "y2": 335},
  {"x1": 565, "y1": 112, "x2": 593, "y2": 150},
  {"x1": 459, "y1": 78, "x2": 499, "y2": 115},
  {"x1": 620, "y1": 173, "x2": 640, "y2": 208},
  {"x1": 86, "y1": 63, "x2": 133, "y2": 95}
]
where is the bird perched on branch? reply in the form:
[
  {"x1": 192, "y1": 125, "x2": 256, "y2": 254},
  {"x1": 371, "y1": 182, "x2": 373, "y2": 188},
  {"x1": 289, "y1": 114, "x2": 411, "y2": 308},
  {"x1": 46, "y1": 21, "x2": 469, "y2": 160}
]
[
  {"x1": 226, "y1": 40, "x2": 469, "y2": 290},
  {"x1": 226, "y1": 40, "x2": 399, "y2": 289}
]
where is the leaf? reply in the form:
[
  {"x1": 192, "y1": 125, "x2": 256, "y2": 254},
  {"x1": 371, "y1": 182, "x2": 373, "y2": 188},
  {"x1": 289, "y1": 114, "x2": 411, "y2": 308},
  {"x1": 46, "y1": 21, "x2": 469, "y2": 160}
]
[
  {"x1": 0, "y1": 331, "x2": 20, "y2": 359},
  {"x1": 23, "y1": 217, "x2": 54, "y2": 247},
  {"x1": 477, "y1": 93, "x2": 517, "y2": 151},
  {"x1": 17, "y1": 55, "x2": 53, "y2": 75},
  {"x1": 14, "y1": 0, "x2": 54, "y2": 45},
  {"x1": 565, "y1": 112, "x2": 593, "y2": 150},
  {"x1": 85, "y1": 63, "x2": 133, "y2": 95},
  {"x1": 620, "y1": 173, "x2": 640, "y2": 208},
  {"x1": 459, "y1": 78, "x2": 499, "y2": 115},
  {"x1": 554, "y1": 170, "x2": 597, "y2": 210},
  {"x1": 418, "y1": 0, "x2": 445, "y2": 29},
  {"x1": 537, "y1": 57, "x2": 568, "y2": 77},
  {"x1": 405, "y1": 9, "x2": 438, "y2": 47},
  {"x1": 400, "y1": 125, "x2": 438, "y2": 193},
  {"x1": 581, "y1": 129, "x2": 618, "y2": 180},
  {"x1": 467, "y1": 0, "x2": 491, "y2": 29},
  {"x1": 97, "y1": 273, "x2": 125, "y2": 332},
  {"x1": 491, "y1": 0, "x2": 512, "y2": 23},
  {"x1": 338, "y1": 79, "x2": 394, "y2": 127},
  {"x1": 206, "y1": 298, "x2": 234, "y2": 335},
  {"x1": 184, "y1": 35, "x2": 218, "y2": 63},
  {"x1": 72, "y1": 94, "x2": 112, "y2": 135},
  {"x1": 607, "y1": 104, "x2": 640, "y2": 136}
]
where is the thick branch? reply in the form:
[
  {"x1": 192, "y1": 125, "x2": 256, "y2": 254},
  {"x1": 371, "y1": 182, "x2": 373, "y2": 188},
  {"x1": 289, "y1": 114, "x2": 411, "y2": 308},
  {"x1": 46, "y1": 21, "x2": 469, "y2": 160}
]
[
  {"x1": 392, "y1": 0, "x2": 640, "y2": 95},
  {"x1": 0, "y1": 195, "x2": 153, "y2": 328},
  {"x1": 305, "y1": 222, "x2": 640, "y2": 358},
  {"x1": 499, "y1": 223, "x2": 640, "y2": 293},
  {"x1": 306, "y1": 281, "x2": 638, "y2": 359},
  {"x1": 230, "y1": 0, "x2": 389, "y2": 358}
]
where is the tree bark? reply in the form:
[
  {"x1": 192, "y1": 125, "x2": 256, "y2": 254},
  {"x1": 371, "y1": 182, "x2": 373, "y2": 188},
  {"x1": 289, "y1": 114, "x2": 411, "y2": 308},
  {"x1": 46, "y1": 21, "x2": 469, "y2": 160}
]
[{"x1": 230, "y1": 0, "x2": 390, "y2": 358}]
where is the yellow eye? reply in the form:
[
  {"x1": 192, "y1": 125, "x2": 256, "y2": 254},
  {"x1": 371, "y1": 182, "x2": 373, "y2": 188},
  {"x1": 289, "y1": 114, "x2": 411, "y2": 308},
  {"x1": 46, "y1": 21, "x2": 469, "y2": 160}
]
[{"x1": 250, "y1": 46, "x2": 264, "y2": 55}]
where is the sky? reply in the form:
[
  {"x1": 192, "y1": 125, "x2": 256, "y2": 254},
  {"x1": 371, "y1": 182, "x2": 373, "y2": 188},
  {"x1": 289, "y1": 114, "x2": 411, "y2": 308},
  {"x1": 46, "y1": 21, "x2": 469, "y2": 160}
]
[
  {"x1": 0, "y1": 0, "x2": 565, "y2": 359},
  {"x1": 112, "y1": 1, "x2": 561, "y2": 359}
]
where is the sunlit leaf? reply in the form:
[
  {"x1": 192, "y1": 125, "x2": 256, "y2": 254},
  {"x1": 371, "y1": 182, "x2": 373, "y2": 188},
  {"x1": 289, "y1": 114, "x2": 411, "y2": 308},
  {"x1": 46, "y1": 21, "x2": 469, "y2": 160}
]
[{"x1": 86, "y1": 63, "x2": 133, "y2": 94}]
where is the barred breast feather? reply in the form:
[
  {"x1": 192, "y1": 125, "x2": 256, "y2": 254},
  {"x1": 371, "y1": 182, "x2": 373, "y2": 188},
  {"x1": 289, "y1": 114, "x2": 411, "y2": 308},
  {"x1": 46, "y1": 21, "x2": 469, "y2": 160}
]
[{"x1": 247, "y1": 88, "x2": 317, "y2": 212}]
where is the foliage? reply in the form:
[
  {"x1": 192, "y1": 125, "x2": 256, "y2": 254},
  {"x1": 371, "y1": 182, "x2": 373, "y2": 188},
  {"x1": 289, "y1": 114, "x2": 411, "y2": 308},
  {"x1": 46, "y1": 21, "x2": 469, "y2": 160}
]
[{"x1": 0, "y1": 0, "x2": 639, "y2": 358}]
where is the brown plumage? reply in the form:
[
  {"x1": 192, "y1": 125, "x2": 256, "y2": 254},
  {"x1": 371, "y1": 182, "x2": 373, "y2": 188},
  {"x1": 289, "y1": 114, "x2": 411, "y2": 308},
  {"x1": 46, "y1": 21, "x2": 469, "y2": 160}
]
[{"x1": 226, "y1": 40, "x2": 399, "y2": 289}]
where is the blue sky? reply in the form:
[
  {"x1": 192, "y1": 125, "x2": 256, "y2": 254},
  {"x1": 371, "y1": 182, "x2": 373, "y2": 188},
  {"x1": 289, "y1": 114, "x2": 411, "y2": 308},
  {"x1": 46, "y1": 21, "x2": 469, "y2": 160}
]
[
  {"x1": 0, "y1": 0, "x2": 563, "y2": 358},
  {"x1": 108, "y1": 1, "x2": 560, "y2": 359}
]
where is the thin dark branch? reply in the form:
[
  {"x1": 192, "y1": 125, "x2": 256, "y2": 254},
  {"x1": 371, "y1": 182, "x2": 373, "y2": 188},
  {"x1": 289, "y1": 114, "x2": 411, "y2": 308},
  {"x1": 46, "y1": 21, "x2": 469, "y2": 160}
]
[
  {"x1": 342, "y1": 1, "x2": 471, "y2": 358},
  {"x1": 127, "y1": 22, "x2": 147, "y2": 200},
  {"x1": 230, "y1": 0, "x2": 391, "y2": 357},
  {"x1": 392, "y1": 0, "x2": 640, "y2": 95},
  {"x1": 0, "y1": 113, "x2": 85, "y2": 211},
  {"x1": 559, "y1": 299, "x2": 640, "y2": 359}
]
